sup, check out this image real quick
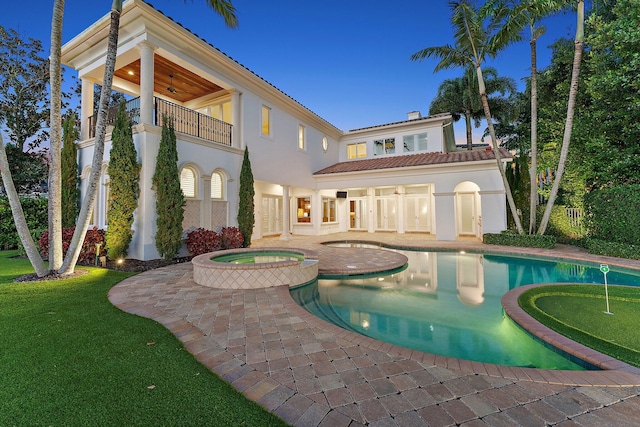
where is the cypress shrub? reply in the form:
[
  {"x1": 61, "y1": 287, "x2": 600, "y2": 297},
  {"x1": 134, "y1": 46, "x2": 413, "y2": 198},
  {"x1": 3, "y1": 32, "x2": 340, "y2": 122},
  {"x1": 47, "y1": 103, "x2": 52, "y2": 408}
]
[
  {"x1": 237, "y1": 147, "x2": 255, "y2": 247},
  {"x1": 105, "y1": 103, "x2": 141, "y2": 259},
  {"x1": 152, "y1": 115, "x2": 185, "y2": 259},
  {"x1": 61, "y1": 114, "x2": 80, "y2": 228}
]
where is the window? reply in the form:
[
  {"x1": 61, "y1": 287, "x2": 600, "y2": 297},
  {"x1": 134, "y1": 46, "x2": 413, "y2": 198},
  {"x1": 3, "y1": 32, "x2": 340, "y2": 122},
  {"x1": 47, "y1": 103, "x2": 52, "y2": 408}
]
[
  {"x1": 322, "y1": 136, "x2": 328, "y2": 152},
  {"x1": 322, "y1": 198, "x2": 336, "y2": 222},
  {"x1": 298, "y1": 124, "x2": 306, "y2": 150},
  {"x1": 403, "y1": 133, "x2": 428, "y2": 152},
  {"x1": 180, "y1": 167, "x2": 196, "y2": 198},
  {"x1": 347, "y1": 142, "x2": 366, "y2": 159},
  {"x1": 296, "y1": 197, "x2": 311, "y2": 223},
  {"x1": 374, "y1": 138, "x2": 395, "y2": 156},
  {"x1": 210, "y1": 100, "x2": 232, "y2": 123},
  {"x1": 261, "y1": 105, "x2": 271, "y2": 136},
  {"x1": 211, "y1": 172, "x2": 223, "y2": 199}
]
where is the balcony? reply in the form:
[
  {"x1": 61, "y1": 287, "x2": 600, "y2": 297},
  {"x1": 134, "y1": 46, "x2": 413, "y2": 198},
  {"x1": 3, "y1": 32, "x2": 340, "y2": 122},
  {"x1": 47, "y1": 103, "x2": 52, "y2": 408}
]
[{"x1": 88, "y1": 97, "x2": 233, "y2": 146}]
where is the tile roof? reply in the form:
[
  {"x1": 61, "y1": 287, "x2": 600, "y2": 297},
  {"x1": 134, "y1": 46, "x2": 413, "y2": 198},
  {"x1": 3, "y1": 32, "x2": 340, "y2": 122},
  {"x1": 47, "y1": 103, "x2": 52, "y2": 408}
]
[{"x1": 313, "y1": 147, "x2": 513, "y2": 175}]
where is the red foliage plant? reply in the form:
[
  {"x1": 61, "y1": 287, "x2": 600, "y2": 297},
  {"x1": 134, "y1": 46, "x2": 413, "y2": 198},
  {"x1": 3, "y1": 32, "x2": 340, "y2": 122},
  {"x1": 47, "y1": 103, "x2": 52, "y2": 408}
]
[
  {"x1": 220, "y1": 226, "x2": 244, "y2": 249},
  {"x1": 38, "y1": 227, "x2": 107, "y2": 264},
  {"x1": 186, "y1": 228, "x2": 222, "y2": 256}
]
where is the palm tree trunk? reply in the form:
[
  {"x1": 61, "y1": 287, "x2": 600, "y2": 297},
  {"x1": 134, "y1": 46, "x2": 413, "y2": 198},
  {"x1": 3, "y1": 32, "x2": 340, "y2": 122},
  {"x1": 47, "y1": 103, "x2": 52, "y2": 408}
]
[
  {"x1": 58, "y1": 2, "x2": 122, "y2": 275},
  {"x1": 477, "y1": 65, "x2": 525, "y2": 234},
  {"x1": 529, "y1": 33, "x2": 539, "y2": 234},
  {"x1": 464, "y1": 111, "x2": 473, "y2": 150},
  {"x1": 538, "y1": 0, "x2": 584, "y2": 235},
  {"x1": 48, "y1": 0, "x2": 65, "y2": 271},
  {"x1": 0, "y1": 134, "x2": 48, "y2": 277}
]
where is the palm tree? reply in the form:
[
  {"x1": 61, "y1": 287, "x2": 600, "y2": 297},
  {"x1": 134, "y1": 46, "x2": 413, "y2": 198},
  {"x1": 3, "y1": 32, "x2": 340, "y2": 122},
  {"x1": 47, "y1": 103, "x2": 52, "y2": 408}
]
[
  {"x1": 0, "y1": 134, "x2": 48, "y2": 277},
  {"x1": 411, "y1": 0, "x2": 526, "y2": 234},
  {"x1": 498, "y1": 0, "x2": 573, "y2": 234},
  {"x1": 538, "y1": 0, "x2": 584, "y2": 235},
  {"x1": 429, "y1": 66, "x2": 516, "y2": 150}
]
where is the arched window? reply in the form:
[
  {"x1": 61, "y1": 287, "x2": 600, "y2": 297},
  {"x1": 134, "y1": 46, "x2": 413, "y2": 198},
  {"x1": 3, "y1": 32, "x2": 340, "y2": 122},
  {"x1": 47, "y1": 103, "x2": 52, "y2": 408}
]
[
  {"x1": 180, "y1": 167, "x2": 196, "y2": 198},
  {"x1": 211, "y1": 171, "x2": 223, "y2": 199}
]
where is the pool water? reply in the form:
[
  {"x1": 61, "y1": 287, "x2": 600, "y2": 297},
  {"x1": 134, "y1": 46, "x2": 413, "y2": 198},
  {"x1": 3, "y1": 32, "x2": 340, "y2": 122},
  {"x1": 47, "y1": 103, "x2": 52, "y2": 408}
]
[
  {"x1": 290, "y1": 248, "x2": 640, "y2": 369},
  {"x1": 212, "y1": 251, "x2": 304, "y2": 264}
]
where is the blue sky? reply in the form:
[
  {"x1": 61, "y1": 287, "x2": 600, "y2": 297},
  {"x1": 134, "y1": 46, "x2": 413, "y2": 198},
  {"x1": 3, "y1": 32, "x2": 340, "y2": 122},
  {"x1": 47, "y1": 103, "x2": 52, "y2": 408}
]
[{"x1": 1, "y1": 0, "x2": 578, "y2": 143}]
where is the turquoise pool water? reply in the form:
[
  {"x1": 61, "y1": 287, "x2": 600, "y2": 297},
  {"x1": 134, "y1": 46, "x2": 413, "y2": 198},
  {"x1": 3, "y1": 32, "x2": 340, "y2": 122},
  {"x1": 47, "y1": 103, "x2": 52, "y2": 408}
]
[
  {"x1": 290, "y1": 246, "x2": 640, "y2": 370},
  {"x1": 212, "y1": 251, "x2": 304, "y2": 264}
]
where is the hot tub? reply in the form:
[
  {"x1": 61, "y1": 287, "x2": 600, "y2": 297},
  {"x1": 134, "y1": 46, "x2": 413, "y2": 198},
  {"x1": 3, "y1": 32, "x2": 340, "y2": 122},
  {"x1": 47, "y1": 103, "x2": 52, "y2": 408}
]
[{"x1": 192, "y1": 247, "x2": 318, "y2": 289}]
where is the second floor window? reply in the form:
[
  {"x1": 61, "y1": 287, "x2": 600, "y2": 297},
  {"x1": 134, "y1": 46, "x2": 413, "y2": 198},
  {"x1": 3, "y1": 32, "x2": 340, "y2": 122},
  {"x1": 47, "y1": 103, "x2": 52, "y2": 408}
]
[
  {"x1": 374, "y1": 138, "x2": 395, "y2": 156},
  {"x1": 347, "y1": 142, "x2": 366, "y2": 159},
  {"x1": 298, "y1": 124, "x2": 306, "y2": 150},
  {"x1": 403, "y1": 133, "x2": 428, "y2": 152},
  {"x1": 261, "y1": 105, "x2": 271, "y2": 136}
]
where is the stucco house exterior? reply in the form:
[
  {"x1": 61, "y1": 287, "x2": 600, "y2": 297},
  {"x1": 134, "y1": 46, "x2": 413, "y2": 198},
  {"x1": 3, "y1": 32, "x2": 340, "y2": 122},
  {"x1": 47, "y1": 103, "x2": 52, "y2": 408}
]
[{"x1": 61, "y1": 0, "x2": 511, "y2": 261}]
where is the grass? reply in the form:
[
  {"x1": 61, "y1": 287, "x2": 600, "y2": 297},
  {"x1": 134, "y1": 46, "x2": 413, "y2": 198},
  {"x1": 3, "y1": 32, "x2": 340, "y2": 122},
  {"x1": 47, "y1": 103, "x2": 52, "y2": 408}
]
[
  {"x1": 0, "y1": 250, "x2": 289, "y2": 427},
  {"x1": 519, "y1": 284, "x2": 640, "y2": 368}
]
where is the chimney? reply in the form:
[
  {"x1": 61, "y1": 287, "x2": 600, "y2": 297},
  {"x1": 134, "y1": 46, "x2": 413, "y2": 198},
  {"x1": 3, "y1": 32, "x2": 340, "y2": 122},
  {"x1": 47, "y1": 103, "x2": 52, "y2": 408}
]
[{"x1": 407, "y1": 111, "x2": 421, "y2": 120}]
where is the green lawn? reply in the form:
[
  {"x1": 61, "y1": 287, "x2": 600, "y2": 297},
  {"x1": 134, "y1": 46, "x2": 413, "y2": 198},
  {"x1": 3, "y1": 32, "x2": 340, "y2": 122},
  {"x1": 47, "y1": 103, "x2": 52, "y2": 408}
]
[
  {"x1": 519, "y1": 284, "x2": 640, "y2": 368},
  {"x1": 0, "y1": 250, "x2": 289, "y2": 426}
]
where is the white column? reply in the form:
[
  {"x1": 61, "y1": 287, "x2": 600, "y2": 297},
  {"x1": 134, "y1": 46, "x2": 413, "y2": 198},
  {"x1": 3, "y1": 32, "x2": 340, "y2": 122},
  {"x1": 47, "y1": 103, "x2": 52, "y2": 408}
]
[
  {"x1": 230, "y1": 90, "x2": 241, "y2": 148},
  {"x1": 397, "y1": 186, "x2": 405, "y2": 234},
  {"x1": 80, "y1": 77, "x2": 94, "y2": 140},
  {"x1": 138, "y1": 41, "x2": 156, "y2": 125},
  {"x1": 280, "y1": 185, "x2": 291, "y2": 240}
]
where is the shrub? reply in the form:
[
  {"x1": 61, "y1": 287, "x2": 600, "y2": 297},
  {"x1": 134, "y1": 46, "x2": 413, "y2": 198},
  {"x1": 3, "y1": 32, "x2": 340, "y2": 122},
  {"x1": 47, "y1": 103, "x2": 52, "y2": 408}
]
[
  {"x1": 220, "y1": 226, "x2": 244, "y2": 249},
  {"x1": 237, "y1": 147, "x2": 255, "y2": 248},
  {"x1": 0, "y1": 196, "x2": 48, "y2": 250},
  {"x1": 542, "y1": 205, "x2": 584, "y2": 239},
  {"x1": 483, "y1": 230, "x2": 556, "y2": 248},
  {"x1": 587, "y1": 239, "x2": 640, "y2": 260},
  {"x1": 584, "y1": 185, "x2": 640, "y2": 246},
  {"x1": 186, "y1": 228, "x2": 222, "y2": 256},
  {"x1": 105, "y1": 103, "x2": 141, "y2": 259},
  {"x1": 38, "y1": 227, "x2": 106, "y2": 264}
]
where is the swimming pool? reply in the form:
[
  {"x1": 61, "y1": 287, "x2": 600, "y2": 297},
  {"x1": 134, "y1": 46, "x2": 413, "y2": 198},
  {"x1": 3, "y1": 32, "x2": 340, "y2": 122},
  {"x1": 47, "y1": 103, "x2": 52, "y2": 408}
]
[{"x1": 290, "y1": 246, "x2": 640, "y2": 370}]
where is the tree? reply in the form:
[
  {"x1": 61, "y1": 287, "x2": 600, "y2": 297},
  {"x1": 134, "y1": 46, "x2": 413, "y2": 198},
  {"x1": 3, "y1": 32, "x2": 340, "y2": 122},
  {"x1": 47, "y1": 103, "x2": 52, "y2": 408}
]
[
  {"x1": 105, "y1": 103, "x2": 140, "y2": 259},
  {"x1": 61, "y1": 114, "x2": 80, "y2": 228},
  {"x1": 582, "y1": 0, "x2": 640, "y2": 190},
  {"x1": 237, "y1": 147, "x2": 255, "y2": 247},
  {"x1": 0, "y1": 26, "x2": 50, "y2": 152},
  {"x1": 499, "y1": 0, "x2": 573, "y2": 234},
  {"x1": 411, "y1": 0, "x2": 526, "y2": 234},
  {"x1": 0, "y1": 133, "x2": 48, "y2": 276},
  {"x1": 153, "y1": 115, "x2": 184, "y2": 259},
  {"x1": 1, "y1": 144, "x2": 48, "y2": 194},
  {"x1": 429, "y1": 66, "x2": 516, "y2": 150},
  {"x1": 538, "y1": 0, "x2": 584, "y2": 235}
]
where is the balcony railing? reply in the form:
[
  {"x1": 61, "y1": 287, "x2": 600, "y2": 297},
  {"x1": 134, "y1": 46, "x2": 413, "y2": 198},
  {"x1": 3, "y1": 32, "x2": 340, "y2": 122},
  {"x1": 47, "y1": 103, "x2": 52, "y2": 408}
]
[{"x1": 88, "y1": 96, "x2": 232, "y2": 146}]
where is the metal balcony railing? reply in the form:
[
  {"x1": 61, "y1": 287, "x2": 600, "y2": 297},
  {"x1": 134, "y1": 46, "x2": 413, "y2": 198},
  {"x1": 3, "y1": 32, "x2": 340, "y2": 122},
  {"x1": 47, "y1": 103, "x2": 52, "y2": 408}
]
[{"x1": 88, "y1": 96, "x2": 232, "y2": 146}]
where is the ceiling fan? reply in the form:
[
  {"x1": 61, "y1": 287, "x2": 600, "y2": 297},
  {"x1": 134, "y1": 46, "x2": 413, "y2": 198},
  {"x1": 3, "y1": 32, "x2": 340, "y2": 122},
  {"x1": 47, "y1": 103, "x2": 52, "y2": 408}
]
[{"x1": 166, "y1": 74, "x2": 179, "y2": 94}]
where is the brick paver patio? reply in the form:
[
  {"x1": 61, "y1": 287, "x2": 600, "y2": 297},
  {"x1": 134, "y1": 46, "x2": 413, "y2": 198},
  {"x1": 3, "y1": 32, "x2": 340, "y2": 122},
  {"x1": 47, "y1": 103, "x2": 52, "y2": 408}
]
[{"x1": 109, "y1": 233, "x2": 640, "y2": 426}]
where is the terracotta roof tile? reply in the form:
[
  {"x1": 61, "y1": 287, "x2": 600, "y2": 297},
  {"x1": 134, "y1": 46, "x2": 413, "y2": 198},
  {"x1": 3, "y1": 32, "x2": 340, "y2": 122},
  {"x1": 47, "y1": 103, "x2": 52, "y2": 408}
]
[{"x1": 313, "y1": 148, "x2": 512, "y2": 175}]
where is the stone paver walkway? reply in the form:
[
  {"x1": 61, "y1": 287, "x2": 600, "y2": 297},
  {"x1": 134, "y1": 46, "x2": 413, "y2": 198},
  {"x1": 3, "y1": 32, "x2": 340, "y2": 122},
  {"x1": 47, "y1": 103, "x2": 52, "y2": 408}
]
[{"x1": 109, "y1": 233, "x2": 640, "y2": 426}]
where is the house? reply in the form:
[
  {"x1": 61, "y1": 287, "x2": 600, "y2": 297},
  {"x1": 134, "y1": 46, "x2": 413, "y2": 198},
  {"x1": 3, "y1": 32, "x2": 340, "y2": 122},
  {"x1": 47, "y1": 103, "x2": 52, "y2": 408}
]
[{"x1": 61, "y1": 0, "x2": 510, "y2": 261}]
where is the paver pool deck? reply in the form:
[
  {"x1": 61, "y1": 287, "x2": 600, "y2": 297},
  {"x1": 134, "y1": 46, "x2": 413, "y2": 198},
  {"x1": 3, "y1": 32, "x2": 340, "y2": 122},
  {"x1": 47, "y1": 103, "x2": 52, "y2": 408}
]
[{"x1": 109, "y1": 233, "x2": 640, "y2": 426}]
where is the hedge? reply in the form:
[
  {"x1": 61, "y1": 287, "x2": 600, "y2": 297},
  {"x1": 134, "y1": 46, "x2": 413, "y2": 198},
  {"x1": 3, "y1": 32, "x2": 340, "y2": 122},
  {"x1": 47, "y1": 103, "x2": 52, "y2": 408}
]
[
  {"x1": 483, "y1": 231, "x2": 556, "y2": 248},
  {"x1": 587, "y1": 239, "x2": 640, "y2": 260},
  {"x1": 584, "y1": 185, "x2": 640, "y2": 246}
]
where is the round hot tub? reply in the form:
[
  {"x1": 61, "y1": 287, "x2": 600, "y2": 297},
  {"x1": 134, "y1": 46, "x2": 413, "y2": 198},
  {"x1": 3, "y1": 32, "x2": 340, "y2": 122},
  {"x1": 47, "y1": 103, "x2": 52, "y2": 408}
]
[{"x1": 192, "y1": 247, "x2": 318, "y2": 289}]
